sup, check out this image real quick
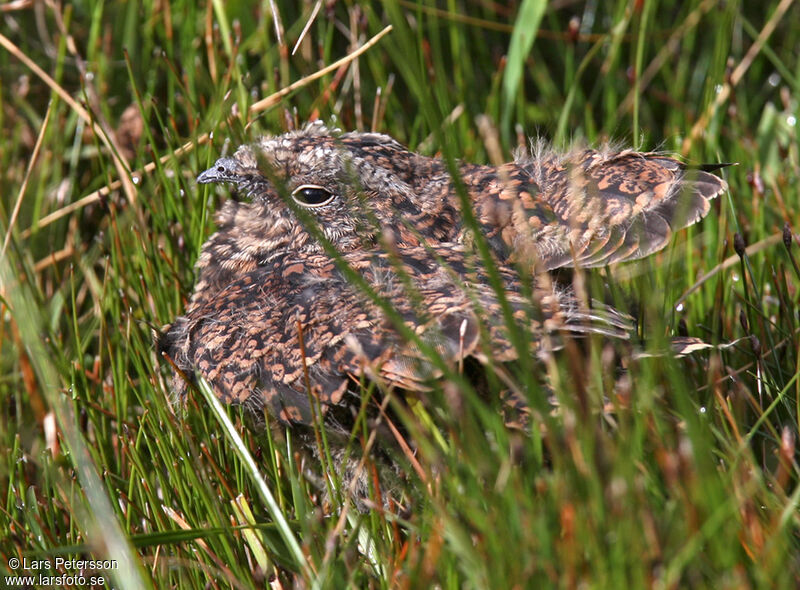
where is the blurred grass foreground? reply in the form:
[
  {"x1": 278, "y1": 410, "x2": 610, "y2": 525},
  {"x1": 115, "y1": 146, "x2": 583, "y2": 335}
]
[{"x1": 2, "y1": 1, "x2": 800, "y2": 588}]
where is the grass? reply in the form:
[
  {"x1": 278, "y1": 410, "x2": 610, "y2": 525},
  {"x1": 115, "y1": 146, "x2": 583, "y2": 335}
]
[{"x1": 1, "y1": 0, "x2": 800, "y2": 587}]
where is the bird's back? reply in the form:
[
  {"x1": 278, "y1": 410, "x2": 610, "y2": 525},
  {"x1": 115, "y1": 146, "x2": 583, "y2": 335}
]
[{"x1": 453, "y1": 143, "x2": 727, "y2": 271}]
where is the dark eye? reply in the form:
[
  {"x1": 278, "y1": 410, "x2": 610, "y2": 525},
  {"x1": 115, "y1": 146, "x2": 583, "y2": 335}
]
[{"x1": 291, "y1": 184, "x2": 334, "y2": 207}]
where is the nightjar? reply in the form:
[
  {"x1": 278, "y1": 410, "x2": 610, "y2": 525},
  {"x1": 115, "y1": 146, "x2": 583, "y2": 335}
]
[{"x1": 159, "y1": 121, "x2": 726, "y2": 429}]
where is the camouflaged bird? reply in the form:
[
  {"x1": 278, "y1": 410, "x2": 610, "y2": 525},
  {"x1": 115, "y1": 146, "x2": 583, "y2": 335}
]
[{"x1": 159, "y1": 122, "x2": 727, "y2": 426}]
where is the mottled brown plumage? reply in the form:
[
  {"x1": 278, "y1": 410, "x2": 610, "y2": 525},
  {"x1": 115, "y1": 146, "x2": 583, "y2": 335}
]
[
  {"x1": 159, "y1": 122, "x2": 727, "y2": 427},
  {"x1": 162, "y1": 243, "x2": 629, "y2": 424}
]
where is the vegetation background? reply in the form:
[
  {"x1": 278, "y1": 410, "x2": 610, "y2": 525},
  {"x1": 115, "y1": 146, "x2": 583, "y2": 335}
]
[{"x1": 1, "y1": 0, "x2": 799, "y2": 587}]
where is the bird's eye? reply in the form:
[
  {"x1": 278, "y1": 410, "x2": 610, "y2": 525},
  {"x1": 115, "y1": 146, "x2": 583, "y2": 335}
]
[{"x1": 291, "y1": 185, "x2": 335, "y2": 207}]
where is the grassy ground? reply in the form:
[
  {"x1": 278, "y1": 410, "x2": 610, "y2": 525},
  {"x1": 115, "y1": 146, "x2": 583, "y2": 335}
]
[{"x1": 1, "y1": 0, "x2": 799, "y2": 588}]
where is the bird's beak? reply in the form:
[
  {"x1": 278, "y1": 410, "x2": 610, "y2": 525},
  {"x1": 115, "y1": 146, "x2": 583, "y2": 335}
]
[{"x1": 197, "y1": 157, "x2": 242, "y2": 184}]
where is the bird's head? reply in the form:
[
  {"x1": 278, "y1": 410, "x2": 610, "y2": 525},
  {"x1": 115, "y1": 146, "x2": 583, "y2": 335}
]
[{"x1": 197, "y1": 121, "x2": 455, "y2": 254}]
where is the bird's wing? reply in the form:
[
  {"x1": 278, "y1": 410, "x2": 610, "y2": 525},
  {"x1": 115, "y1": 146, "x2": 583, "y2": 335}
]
[
  {"x1": 359, "y1": 245, "x2": 633, "y2": 391},
  {"x1": 470, "y1": 148, "x2": 727, "y2": 271}
]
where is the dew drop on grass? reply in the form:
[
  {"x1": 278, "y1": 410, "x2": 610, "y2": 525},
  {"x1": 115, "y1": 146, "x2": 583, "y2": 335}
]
[
  {"x1": 788, "y1": 115, "x2": 797, "y2": 127},
  {"x1": 699, "y1": 406, "x2": 707, "y2": 414},
  {"x1": 768, "y1": 73, "x2": 780, "y2": 86},
  {"x1": 675, "y1": 303, "x2": 684, "y2": 312},
  {"x1": 132, "y1": 175, "x2": 140, "y2": 185}
]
